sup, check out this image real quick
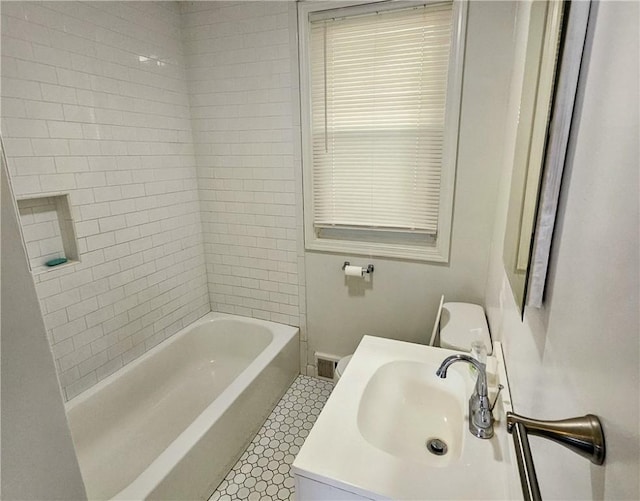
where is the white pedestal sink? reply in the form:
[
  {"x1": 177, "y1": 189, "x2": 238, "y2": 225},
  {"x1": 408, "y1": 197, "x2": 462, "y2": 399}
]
[{"x1": 293, "y1": 336, "x2": 517, "y2": 500}]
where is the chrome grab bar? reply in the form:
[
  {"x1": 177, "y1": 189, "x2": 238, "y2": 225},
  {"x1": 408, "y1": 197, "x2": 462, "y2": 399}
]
[{"x1": 506, "y1": 412, "x2": 606, "y2": 501}]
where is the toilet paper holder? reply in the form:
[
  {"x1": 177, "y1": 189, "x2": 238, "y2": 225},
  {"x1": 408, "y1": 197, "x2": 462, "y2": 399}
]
[{"x1": 342, "y1": 261, "x2": 374, "y2": 274}]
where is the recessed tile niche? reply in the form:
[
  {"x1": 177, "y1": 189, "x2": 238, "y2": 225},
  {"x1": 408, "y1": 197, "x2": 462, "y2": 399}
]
[{"x1": 17, "y1": 194, "x2": 79, "y2": 273}]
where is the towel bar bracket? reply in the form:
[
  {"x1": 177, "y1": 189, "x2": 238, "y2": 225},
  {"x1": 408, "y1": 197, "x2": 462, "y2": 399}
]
[{"x1": 506, "y1": 412, "x2": 606, "y2": 501}]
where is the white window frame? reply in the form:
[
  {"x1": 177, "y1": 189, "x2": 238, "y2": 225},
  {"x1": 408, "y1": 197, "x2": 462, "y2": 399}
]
[{"x1": 298, "y1": 0, "x2": 467, "y2": 262}]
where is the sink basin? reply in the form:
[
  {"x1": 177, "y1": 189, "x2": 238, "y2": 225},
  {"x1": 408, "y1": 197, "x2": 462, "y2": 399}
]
[
  {"x1": 292, "y1": 336, "x2": 514, "y2": 500},
  {"x1": 357, "y1": 360, "x2": 465, "y2": 466}
]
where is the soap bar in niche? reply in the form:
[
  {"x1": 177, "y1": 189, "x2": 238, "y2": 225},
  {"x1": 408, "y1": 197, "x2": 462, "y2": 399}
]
[{"x1": 46, "y1": 257, "x2": 68, "y2": 267}]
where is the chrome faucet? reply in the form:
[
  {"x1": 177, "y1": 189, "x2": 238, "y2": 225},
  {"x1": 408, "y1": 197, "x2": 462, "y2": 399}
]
[{"x1": 436, "y1": 354, "x2": 494, "y2": 439}]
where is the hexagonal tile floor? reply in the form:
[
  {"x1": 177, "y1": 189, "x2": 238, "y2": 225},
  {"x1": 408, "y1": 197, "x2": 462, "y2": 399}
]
[{"x1": 208, "y1": 375, "x2": 334, "y2": 501}]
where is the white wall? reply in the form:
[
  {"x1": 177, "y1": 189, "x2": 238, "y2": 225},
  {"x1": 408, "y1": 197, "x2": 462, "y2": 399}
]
[
  {"x1": 1, "y1": 150, "x2": 86, "y2": 500},
  {"x1": 304, "y1": 1, "x2": 518, "y2": 372},
  {"x1": 485, "y1": 2, "x2": 640, "y2": 499},
  {"x1": 181, "y1": 2, "x2": 520, "y2": 376},
  {"x1": 1, "y1": 1, "x2": 209, "y2": 399}
]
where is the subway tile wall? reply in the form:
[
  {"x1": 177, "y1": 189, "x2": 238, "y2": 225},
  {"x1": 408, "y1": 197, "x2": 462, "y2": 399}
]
[
  {"x1": 1, "y1": 2, "x2": 210, "y2": 399},
  {"x1": 181, "y1": 1, "x2": 307, "y2": 368}
]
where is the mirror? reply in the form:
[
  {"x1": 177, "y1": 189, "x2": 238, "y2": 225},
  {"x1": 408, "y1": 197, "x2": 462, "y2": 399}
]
[{"x1": 503, "y1": 0, "x2": 564, "y2": 313}]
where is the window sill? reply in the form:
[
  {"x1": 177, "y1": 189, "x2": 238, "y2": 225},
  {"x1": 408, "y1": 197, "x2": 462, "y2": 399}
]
[{"x1": 305, "y1": 237, "x2": 449, "y2": 263}]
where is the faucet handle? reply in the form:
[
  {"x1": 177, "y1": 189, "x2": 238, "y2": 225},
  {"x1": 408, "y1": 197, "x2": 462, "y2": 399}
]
[{"x1": 489, "y1": 384, "x2": 504, "y2": 412}]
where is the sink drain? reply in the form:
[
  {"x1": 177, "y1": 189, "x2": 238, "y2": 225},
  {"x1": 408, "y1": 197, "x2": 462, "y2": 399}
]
[{"x1": 426, "y1": 438, "x2": 448, "y2": 456}]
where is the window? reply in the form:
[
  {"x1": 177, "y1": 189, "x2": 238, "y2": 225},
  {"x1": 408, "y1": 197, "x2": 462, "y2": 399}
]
[{"x1": 299, "y1": 1, "x2": 466, "y2": 262}]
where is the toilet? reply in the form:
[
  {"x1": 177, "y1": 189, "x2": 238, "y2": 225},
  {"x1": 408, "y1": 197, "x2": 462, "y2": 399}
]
[
  {"x1": 335, "y1": 354, "x2": 352, "y2": 380},
  {"x1": 334, "y1": 297, "x2": 492, "y2": 381}
]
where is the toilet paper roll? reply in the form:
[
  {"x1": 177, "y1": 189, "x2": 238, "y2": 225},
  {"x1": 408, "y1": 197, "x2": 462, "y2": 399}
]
[{"x1": 344, "y1": 265, "x2": 364, "y2": 277}]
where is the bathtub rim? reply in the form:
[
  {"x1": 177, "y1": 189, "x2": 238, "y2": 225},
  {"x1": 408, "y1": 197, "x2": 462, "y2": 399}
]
[
  {"x1": 64, "y1": 312, "x2": 299, "y2": 500},
  {"x1": 65, "y1": 311, "x2": 296, "y2": 411}
]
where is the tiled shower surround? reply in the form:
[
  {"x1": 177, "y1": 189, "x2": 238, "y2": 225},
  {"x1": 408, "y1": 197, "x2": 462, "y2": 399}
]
[
  {"x1": 1, "y1": 1, "x2": 306, "y2": 399},
  {"x1": 182, "y1": 2, "x2": 302, "y2": 329}
]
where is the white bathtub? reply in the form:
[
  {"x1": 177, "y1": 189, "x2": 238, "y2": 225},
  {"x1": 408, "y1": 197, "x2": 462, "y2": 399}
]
[{"x1": 65, "y1": 312, "x2": 299, "y2": 500}]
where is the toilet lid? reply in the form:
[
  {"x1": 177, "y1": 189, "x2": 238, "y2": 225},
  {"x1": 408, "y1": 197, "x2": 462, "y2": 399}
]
[{"x1": 336, "y1": 355, "x2": 353, "y2": 376}]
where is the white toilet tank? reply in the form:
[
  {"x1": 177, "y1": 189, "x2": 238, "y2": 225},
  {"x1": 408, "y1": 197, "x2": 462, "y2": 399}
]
[
  {"x1": 439, "y1": 302, "x2": 492, "y2": 355},
  {"x1": 333, "y1": 300, "x2": 492, "y2": 382}
]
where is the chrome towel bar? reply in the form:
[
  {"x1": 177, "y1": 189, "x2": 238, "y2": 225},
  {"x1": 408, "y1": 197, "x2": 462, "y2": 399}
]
[
  {"x1": 510, "y1": 421, "x2": 542, "y2": 501},
  {"x1": 506, "y1": 412, "x2": 606, "y2": 501}
]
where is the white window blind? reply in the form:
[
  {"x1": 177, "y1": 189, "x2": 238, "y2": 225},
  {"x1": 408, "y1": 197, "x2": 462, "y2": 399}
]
[{"x1": 309, "y1": 2, "x2": 454, "y2": 236}]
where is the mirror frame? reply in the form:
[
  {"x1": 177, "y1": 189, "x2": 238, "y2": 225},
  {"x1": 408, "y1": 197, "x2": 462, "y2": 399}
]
[
  {"x1": 526, "y1": 0, "x2": 592, "y2": 308},
  {"x1": 503, "y1": 0, "x2": 565, "y2": 313},
  {"x1": 504, "y1": 0, "x2": 593, "y2": 315}
]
